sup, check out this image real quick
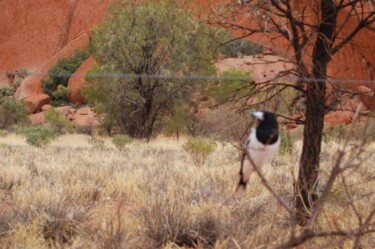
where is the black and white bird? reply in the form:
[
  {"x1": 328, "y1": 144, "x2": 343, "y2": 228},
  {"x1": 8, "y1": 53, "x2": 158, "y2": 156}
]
[{"x1": 234, "y1": 111, "x2": 280, "y2": 199}]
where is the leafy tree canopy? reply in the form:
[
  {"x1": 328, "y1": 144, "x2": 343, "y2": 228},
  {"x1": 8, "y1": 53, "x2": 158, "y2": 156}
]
[{"x1": 86, "y1": 0, "x2": 228, "y2": 138}]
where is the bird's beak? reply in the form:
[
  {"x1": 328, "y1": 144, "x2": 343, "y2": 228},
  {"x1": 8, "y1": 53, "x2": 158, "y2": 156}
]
[{"x1": 251, "y1": 111, "x2": 264, "y2": 121}]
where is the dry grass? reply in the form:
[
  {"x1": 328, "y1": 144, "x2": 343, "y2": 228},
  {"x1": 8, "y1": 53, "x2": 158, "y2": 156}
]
[{"x1": 0, "y1": 134, "x2": 374, "y2": 248}]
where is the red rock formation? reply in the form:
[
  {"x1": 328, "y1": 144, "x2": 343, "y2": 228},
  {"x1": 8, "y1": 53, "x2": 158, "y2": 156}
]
[
  {"x1": 324, "y1": 111, "x2": 354, "y2": 126},
  {"x1": 0, "y1": 0, "x2": 110, "y2": 109},
  {"x1": 29, "y1": 112, "x2": 45, "y2": 125},
  {"x1": 67, "y1": 57, "x2": 97, "y2": 104},
  {"x1": 71, "y1": 107, "x2": 99, "y2": 128},
  {"x1": 24, "y1": 94, "x2": 51, "y2": 113},
  {"x1": 1, "y1": 0, "x2": 374, "y2": 125}
]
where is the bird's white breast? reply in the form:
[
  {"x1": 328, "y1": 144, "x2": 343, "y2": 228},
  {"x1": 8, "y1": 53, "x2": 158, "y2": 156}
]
[{"x1": 245, "y1": 128, "x2": 280, "y2": 168}]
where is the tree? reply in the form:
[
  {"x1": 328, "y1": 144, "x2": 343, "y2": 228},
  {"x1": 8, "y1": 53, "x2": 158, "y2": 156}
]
[
  {"x1": 86, "y1": 0, "x2": 225, "y2": 139},
  {"x1": 212, "y1": 0, "x2": 375, "y2": 224}
]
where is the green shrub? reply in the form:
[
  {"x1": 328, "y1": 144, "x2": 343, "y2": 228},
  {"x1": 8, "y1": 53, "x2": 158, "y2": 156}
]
[
  {"x1": 42, "y1": 49, "x2": 88, "y2": 105},
  {"x1": 112, "y1": 135, "x2": 133, "y2": 150},
  {"x1": 220, "y1": 38, "x2": 263, "y2": 58},
  {"x1": 52, "y1": 85, "x2": 70, "y2": 106},
  {"x1": 18, "y1": 67, "x2": 32, "y2": 77},
  {"x1": 0, "y1": 86, "x2": 15, "y2": 98},
  {"x1": 183, "y1": 137, "x2": 217, "y2": 166},
  {"x1": 21, "y1": 126, "x2": 56, "y2": 147},
  {"x1": 0, "y1": 97, "x2": 29, "y2": 129},
  {"x1": 208, "y1": 70, "x2": 253, "y2": 104},
  {"x1": 14, "y1": 79, "x2": 23, "y2": 89},
  {"x1": 163, "y1": 102, "x2": 191, "y2": 139},
  {"x1": 44, "y1": 108, "x2": 73, "y2": 134},
  {"x1": 86, "y1": 0, "x2": 227, "y2": 139}
]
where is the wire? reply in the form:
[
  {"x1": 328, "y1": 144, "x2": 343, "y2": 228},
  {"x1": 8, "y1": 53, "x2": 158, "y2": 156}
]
[{"x1": 2, "y1": 71, "x2": 375, "y2": 85}]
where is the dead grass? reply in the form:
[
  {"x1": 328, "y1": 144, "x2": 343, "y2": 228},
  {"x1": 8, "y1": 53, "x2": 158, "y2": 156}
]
[{"x1": 0, "y1": 134, "x2": 374, "y2": 248}]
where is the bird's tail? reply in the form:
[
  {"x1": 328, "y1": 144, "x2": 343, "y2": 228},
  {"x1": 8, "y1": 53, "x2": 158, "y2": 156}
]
[{"x1": 234, "y1": 153, "x2": 252, "y2": 200}]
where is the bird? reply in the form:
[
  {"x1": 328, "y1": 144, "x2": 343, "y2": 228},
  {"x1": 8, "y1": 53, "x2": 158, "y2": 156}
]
[{"x1": 234, "y1": 110, "x2": 280, "y2": 199}]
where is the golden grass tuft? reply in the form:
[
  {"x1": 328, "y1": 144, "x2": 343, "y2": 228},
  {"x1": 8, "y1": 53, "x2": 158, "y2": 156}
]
[{"x1": 0, "y1": 134, "x2": 374, "y2": 248}]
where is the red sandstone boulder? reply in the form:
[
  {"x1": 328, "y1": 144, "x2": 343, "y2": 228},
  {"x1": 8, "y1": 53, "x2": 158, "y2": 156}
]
[
  {"x1": 24, "y1": 94, "x2": 51, "y2": 113},
  {"x1": 358, "y1": 86, "x2": 374, "y2": 97},
  {"x1": 55, "y1": 106, "x2": 76, "y2": 117},
  {"x1": 29, "y1": 112, "x2": 45, "y2": 125},
  {"x1": 357, "y1": 86, "x2": 375, "y2": 109},
  {"x1": 67, "y1": 57, "x2": 96, "y2": 104},
  {"x1": 324, "y1": 111, "x2": 354, "y2": 126},
  {"x1": 41, "y1": 104, "x2": 52, "y2": 111},
  {"x1": 71, "y1": 107, "x2": 99, "y2": 128},
  {"x1": 15, "y1": 33, "x2": 90, "y2": 100}
]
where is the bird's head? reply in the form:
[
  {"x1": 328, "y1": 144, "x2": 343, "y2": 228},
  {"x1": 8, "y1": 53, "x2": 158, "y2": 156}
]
[{"x1": 251, "y1": 111, "x2": 278, "y2": 129}]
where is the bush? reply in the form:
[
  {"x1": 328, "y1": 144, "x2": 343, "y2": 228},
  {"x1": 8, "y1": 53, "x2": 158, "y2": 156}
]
[
  {"x1": 163, "y1": 102, "x2": 191, "y2": 139},
  {"x1": 183, "y1": 137, "x2": 217, "y2": 166},
  {"x1": 86, "y1": 0, "x2": 227, "y2": 139},
  {"x1": 220, "y1": 38, "x2": 263, "y2": 58},
  {"x1": 112, "y1": 135, "x2": 133, "y2": 150},
  {"x1": 20, "y1": 126, "x2": 56, "y2": 147},
  {"x1": 208, "y1": 70, "x2": 253, "y2": 104},
  {"x1": 42, "y1": 49, "x2": 88, "y2": 105},
  {"x1": 44, "y1": 108, "x2": 73, "y2": 134},
  {"x1": 52, "y1": 85, "x2": 70, "y2": 106},
  {"x1": 0, "y1": 97, "x2": 29, "y2": 129},
  {"x1": 0, "y1": 86, "x2": 15, "y2": 98},
  {"x1": 18, "y1": 67, "x2": 32, "y2": 77}
]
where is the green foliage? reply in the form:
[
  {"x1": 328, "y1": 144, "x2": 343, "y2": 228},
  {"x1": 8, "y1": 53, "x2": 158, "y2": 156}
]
[
  {"x1": 86, "y1": 0, "x2": 227, "y2": 139},
  {"x1": 20, "y1": 126, "x2": 56, "y2": 147},
  {"x1": 44, "y1": 108, "x2": 73, "y2": 134},
  {"x1": 220, "y1": 38, "x2": 263, "y2": 58},
  {"x1": 0, "y1": 86, "x2": 15, "y2": 98},
  {"x1": 18, "y1": 67, "x2": 32, "y2": 77},
  {"x1": 0, "y1": 97, "x2": 29, "y2": 129},
  {"x1": 183, "y1": 137, "x2": 217, "y2": 166},
  {"x1": 52, "y1": 85, "x2": 71, "y2": 106},
  {"x1": 111, "y1": 135, "x2": 133, "y2": 150},
  {"x1": 163, "y1": 102, "x2": 191, "y2": 139},
  {"x1": 208, "y1": 70, "x2": 253, "y2": 104},
  {"x1": 42, "y1": 50, "x2": 88, "y2": 104},
  {"x1": 14, "y1": 79, "x2": 23, "y2": 89}
]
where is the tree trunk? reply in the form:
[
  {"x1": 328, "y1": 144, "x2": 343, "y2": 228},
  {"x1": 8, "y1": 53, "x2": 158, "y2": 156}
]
[{"x1": 295, "y1": 0, "x2": 337, "y2": 225}]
